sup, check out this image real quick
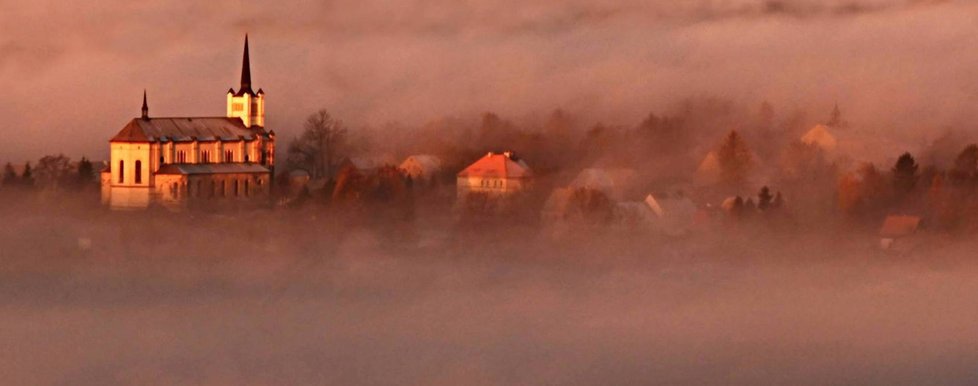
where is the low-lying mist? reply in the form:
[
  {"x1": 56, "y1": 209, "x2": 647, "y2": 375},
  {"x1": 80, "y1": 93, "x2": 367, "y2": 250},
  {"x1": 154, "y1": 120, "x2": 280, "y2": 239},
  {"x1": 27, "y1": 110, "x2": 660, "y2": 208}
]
[{"x1": 2, "y1": 193, "x2": 977, "y2": 385}]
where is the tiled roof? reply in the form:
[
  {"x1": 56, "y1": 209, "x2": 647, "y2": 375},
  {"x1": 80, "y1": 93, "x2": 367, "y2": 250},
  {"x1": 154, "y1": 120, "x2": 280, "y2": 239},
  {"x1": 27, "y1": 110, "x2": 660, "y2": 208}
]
[
  {"x1": 457, "y1": 152, "x2": 532, "y2": 179},
  {"x1": 111, "y1": 117, "x2": 266, "y2": 142},
  {"x1": 155, "y1": 163, "x2": 271, "y2": 175}
]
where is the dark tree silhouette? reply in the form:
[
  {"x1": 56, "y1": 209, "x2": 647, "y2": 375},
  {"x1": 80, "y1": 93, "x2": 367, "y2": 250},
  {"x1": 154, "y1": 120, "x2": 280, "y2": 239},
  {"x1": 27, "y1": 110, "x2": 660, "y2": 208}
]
[
  {"x1": 757, "y1": 186, "x2": 773, "y2": 211},
  {"x1": 77, "y1": 157, "x2": 95, "y2": 188},
  {"x1": 20, "y1": 162, "x2": 33, "y2": 188},
  {"x1": 951, "y1": 144, "x2": 978, "y2": 185},
  {"x1": 892, "y1": 152, "x2": 919, "y2": 193},
  {"x1": 827, "y1": 103, "x2": 847, "y2": 128},
  {"x1": 286, "y1": 109, "x2": 348, "y2": 181},
  {"x1": 717, "y1": 130, "x2": 753, "y2": 187},
  {"x1": 34, "y1": 154, "x2": 72, "y2": 191},
  {"x1": 2, "y1": 163, "x2": 17, "y2": 187}
]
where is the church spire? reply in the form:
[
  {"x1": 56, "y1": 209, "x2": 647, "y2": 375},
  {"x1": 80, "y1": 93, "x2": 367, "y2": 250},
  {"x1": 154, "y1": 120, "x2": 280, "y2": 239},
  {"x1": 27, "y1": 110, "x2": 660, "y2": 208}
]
[
  {"x1": 240, "y1": 34, "x2": 252, "y2": 93},
  {"x1": 141, "y1": 89, "x2": 149, "y2": 120}
]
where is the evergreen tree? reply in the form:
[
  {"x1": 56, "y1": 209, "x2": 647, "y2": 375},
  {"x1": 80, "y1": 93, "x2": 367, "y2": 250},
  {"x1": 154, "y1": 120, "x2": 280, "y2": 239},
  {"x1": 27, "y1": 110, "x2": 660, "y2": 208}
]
[
  {"x1": 951, "y1": 144, "x2": 978, "y2": 185},
  {"x1": 757, "y1": 186, "x2": 773, "y2": 211},
  {"x1": 892, "y1": 152, "x2": 919, "y2": 193},
  {"x1": 717, "y1": 130, "x2": 753, "y2": 188},
  {"x1": 77, "y1": 157, "x2": 95, "y2": 188},
  {"x1": 21, "y1": 162, "x2": 33, "y2": 188},
  {"x1": 827, "y1": 103, "x2": 847, "y2": 128},
  {"x1": 2, "y1": 163, "x2": 17, "y2": 187}
]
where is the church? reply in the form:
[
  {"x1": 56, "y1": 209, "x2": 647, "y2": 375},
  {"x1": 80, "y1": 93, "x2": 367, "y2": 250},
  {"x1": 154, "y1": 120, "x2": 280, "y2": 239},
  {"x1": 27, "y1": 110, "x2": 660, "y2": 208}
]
[{"x1": 101, "y1": 36, "x2": 276, "y2": 210}]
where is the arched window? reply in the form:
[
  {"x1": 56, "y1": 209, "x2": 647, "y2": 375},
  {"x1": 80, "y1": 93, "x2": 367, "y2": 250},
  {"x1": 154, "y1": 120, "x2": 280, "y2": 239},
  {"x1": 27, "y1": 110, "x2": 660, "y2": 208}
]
[
  {"x1": 160, "y1": 156, "x2": 165, "y2": 166},
  {"x1": 244, "y1": 154, "x2": 250, "y2": 163},
  {"x1": 134, "y1": 161, "x2": 142, "y2": 184},
  {"x1": 118, "y1": 161, "x2": 124, "y2": 183}
]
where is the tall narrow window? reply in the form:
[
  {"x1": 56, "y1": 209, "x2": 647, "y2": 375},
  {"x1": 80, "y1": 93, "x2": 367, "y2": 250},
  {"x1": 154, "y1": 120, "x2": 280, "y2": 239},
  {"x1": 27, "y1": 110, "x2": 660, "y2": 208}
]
[
  {"x1": 160, "y1": 156, "x2": 165, "y2": 166},
  {"x1": 244, "y1": 154, "x2": 250, "y2": 163},
  {"x1": 118, "y1": 161, "x2": 124, "y2": 183},
  {"x1": 225, "y1": 150, "x2": 233, "y2": 163},
  {"x1": 135, "y1": 160, "x2": 142, "y2": 184},
  {"x1": 244, "y1": 180, "x2": 249, "y2": 197}
]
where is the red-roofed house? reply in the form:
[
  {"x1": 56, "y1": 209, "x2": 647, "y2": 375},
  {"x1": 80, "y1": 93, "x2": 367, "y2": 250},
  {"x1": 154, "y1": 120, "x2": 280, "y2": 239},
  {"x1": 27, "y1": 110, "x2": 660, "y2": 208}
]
[{"x1": 456, "y1": 151, "x2": 532, "y2": 199}]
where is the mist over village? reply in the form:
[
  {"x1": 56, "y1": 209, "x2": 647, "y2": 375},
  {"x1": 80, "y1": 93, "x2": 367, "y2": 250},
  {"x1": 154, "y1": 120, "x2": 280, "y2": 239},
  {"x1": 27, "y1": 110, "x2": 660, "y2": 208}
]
[{"x1": 4, "y1": 1, "x2": 978, "y2": 385}]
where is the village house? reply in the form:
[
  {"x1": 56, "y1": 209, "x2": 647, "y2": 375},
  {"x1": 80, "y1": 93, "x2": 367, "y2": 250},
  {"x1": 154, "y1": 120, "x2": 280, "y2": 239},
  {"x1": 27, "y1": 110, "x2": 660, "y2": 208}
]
[
  {"x1": 457, "y1": 151, "x2": 532, "y2": 199},
  {"x1": 101, "y1": 36, "x2": 275, "y2": 210},
  {"x1": 398, "y1": 154, "x2": 443, "y2": 186}
]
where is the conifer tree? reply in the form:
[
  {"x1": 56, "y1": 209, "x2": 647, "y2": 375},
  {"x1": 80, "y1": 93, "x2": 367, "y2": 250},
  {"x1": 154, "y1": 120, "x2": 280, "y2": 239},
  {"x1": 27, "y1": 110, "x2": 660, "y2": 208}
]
[
  {"x1": 2, "y1": 163, "x2": 17, "y2": 187},
  {"x1": 717, "y1": 131, "x2": 753, "y2": 188},
  {"x1": 951, "y1": 144, "x2": 978, "y2": 185},
  {"x1": 21, "y1": 162, "x2": 33, "y2": 188},
  {"x1": 892, "y1": 152, "x2": 919, "y2": 193},
  {"x1": 757, "y1": 186, "x2": 773, "y2": 211},
  {"x1": 77, "y1": 157, "x2": 95, "y2": 188}
]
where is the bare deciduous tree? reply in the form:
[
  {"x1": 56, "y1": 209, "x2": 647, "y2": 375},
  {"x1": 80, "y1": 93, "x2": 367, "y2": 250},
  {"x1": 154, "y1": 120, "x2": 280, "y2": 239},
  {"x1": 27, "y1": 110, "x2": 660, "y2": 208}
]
[{"x1": 286, "y1": 109, "x2": 348, "y2": 180}]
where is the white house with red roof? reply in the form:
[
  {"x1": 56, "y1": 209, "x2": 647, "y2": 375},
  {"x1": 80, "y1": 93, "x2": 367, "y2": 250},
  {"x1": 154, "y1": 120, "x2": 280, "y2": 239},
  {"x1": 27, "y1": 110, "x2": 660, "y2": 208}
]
[
  {"x1": 101, "y1": 36, "x2": 275, "y2": 210},
  {"x1": 456, "y1": 151, "x2": 532, "y2": 199}
]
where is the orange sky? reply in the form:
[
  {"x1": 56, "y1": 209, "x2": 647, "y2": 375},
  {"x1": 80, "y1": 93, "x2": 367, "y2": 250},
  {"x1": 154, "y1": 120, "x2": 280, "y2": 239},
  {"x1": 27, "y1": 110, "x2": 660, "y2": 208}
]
[{"x1": 1, "y1": 0, "x2": 977, "y2": 162}]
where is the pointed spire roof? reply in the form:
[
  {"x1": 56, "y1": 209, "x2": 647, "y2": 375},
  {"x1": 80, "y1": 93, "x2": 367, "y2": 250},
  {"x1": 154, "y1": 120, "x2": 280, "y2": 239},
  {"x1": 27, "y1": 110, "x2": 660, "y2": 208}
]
[
  {"x1": 141, "y1": 89, "x2": 149, "y2": 120},
  {"x1": 239, "y1": 34, "x2": 252, "y2": 94}
]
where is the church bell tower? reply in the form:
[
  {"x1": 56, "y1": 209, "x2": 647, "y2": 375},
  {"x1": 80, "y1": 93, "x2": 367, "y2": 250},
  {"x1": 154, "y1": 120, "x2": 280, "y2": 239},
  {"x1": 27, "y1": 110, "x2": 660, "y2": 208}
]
[{"x1": 226, "y1": 35, "x2": 265, "y2": 127}]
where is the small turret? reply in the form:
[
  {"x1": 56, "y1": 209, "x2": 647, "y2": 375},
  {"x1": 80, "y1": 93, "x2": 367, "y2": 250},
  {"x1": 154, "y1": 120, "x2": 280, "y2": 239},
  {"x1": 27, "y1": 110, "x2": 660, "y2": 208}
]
[{"x1": 141, "y1": 90, "x2": 149, "y2": 120}]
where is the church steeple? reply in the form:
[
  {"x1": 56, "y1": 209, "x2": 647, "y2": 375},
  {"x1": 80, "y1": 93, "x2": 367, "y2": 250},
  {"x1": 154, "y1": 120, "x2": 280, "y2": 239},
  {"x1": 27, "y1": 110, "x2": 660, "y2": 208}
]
[
  {"x1": 240, "y1": 34, "x2": 252, "y2": 94},
  {"x1": 227, "y1": 35, "x2": 265, "y2": 127},
  {"x1": 141, "y1": 89, "x2": 149, "y2": 120}
]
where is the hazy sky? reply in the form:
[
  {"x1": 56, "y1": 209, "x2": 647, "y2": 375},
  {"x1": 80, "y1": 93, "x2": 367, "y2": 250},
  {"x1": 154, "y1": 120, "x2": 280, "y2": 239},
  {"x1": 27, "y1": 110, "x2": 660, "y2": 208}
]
[{"x1": 1, "y1": 0, "x2": 976, "y2": 162}]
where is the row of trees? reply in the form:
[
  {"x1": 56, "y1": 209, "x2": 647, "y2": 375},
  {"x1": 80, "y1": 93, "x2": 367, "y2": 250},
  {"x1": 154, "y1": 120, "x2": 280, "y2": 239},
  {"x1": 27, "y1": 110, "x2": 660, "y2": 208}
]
[
  {"x1": 1, "y1": 156, "x2": 97, "y2": 192},
  {"x1": 837, "y1": 143, "x2": 978, "y2": 231}
]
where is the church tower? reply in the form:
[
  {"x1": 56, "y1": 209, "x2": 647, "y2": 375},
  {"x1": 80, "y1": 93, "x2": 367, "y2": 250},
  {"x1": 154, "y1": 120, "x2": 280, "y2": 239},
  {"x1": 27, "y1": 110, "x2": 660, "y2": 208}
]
[{"x1": 226, "y1": 35, "x2": 265, "y2": 127}]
